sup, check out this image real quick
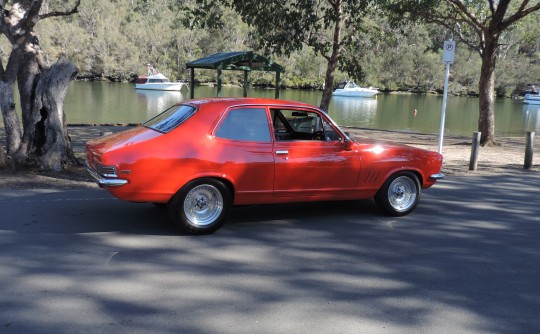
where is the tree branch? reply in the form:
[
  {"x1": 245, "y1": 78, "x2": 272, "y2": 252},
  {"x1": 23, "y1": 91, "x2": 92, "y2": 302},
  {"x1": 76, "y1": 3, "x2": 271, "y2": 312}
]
[
  {"x1": 491, "y1": 0, "x2": 511, "y2": 27},
  {"x1": 428, "y1": 16, "x2": 480, "y2": 52},
  {"x1": 500, "y1": 1, "x2": 540, "y2": 31},
  {"x1": 39, "y1": 0, "x2": 81, "y2": 20},
  {"x1": 517, "y1": 0, "x2": 531, "y2": 13},
  {"x1": 489, "y1": 0, "x2": 496, "y2": 15},
  {"x1": 447, "y1": 0, "x2": 485, "y2": 30}
]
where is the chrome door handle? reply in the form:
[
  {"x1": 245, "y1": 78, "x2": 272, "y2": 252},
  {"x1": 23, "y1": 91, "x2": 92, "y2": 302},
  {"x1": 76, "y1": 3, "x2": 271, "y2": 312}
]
[{"x1": 276, "y1": 150, "x2": 289, "y2": 155}]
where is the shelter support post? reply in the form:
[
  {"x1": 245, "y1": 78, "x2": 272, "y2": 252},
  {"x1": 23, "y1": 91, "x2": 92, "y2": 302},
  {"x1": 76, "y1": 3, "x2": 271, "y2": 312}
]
[
  {"x1": 190, "y1": 68, "x2": 195, "y2": 99},
  {"x1": 243, "y1": 71, "x2": 249, "y2": 97},
  {"x1": 217, "y1": 69, "x2": 222, "y2": 97},
  {"x1": 275, "y1": 71, "x2": 280, "y2": 99}
]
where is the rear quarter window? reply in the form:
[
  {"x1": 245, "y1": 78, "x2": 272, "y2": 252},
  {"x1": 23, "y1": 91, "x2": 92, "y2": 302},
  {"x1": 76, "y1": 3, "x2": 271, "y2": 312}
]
[{"x1": 143, "y1": 104, "x2": 197, "y2": 133}]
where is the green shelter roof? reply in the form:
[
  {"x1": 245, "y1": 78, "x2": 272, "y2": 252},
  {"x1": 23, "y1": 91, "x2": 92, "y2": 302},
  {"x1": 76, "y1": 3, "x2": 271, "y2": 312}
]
[{"x1": 186, "y1": 51, "x2": 284, "y2": 72}]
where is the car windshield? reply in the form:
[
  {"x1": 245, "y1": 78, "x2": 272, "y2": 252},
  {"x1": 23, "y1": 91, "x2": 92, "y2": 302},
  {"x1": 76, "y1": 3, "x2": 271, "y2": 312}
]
[{"x1": 143, "y1": 104, "x2": 197, "y2": 133}]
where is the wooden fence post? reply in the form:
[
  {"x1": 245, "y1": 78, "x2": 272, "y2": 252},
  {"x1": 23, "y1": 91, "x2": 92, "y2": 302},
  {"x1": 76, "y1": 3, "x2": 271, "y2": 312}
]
[
  {"x1": 524, "y1": 131, "x2": 535, "y2": 170},
  {"x1": 469, "y1": 132, "x2": 481, "y2": 171}
]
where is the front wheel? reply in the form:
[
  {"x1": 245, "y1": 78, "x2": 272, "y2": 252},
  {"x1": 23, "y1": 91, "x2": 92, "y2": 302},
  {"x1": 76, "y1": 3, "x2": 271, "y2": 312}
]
[
  {"x1": 168, "y1": 178, "x2": 232, "y2": 234},
  {"x1": 374, "y1": 172, "x2": 420, "y2": 216}
]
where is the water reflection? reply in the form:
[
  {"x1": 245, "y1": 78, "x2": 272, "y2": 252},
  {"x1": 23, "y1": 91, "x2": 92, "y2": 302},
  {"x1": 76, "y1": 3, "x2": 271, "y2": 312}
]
[
  {"x1": 523, "y1": 104, "x2": 540, "y2": 132},
  {"x1": 135, "y1": 90, "x2": 183, "y2": 118},
  {"x1": 6, "y1": 81, "x2": 536, "y2": 136},
  {"x1": 331, "y1": 96, "x2": 378, "y2": 128}
]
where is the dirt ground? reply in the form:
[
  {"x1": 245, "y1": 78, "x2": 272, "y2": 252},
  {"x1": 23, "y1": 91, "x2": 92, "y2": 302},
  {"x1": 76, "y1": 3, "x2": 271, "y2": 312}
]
[{"x1": 0, "y1": 125, "x2": 538, "y2": 189}]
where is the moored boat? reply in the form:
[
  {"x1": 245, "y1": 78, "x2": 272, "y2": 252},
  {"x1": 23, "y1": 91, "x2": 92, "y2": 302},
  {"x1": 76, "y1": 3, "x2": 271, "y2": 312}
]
[
  {"x1": 135, "y1": 64, "x2": 186, "y2": 91},
  {"x1": 524, "y1": 93, "x2": 540, "y2": 105},
  {"x1": 523, "y1": 84, "x2": 540, "y2": 104},
  {"x1": 332, "y1": 80, "x2": 379, "y2": 98}
]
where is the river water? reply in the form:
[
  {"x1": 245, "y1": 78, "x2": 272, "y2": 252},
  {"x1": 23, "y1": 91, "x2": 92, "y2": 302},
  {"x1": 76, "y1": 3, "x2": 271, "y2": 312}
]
[{"x1": 12, "y1": 81, "x2": 540, "y2": 136}]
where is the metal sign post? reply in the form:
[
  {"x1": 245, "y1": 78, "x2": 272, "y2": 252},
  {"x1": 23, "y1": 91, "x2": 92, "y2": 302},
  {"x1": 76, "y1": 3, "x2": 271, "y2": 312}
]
[{"x1": 438, "y1": 40, "x2": 456, "y2": 154}]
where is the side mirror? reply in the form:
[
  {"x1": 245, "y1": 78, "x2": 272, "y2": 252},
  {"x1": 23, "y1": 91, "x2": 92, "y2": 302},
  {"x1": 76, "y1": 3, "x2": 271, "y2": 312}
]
[{"x1": 343, "y1": 139, "x2": 354, "y2": 151}]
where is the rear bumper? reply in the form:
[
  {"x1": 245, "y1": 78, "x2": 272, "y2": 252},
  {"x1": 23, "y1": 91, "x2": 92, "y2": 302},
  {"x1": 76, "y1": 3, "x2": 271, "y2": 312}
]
[{"x1": 85, "y1": 161, "x2": 128, "y2": 187}]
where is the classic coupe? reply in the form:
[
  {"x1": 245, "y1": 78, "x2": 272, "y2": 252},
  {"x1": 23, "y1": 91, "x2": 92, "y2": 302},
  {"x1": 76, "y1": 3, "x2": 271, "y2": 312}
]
[{"x1": 86, "y1": 98, "x2": 444, "y2": 234}]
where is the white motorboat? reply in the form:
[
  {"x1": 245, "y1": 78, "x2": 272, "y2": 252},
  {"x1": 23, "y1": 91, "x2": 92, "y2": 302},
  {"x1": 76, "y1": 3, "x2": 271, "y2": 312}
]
[
  {"x1": 135, "y1": 64, "x2": 186, "y2": 91},
  {"x1": 332, "y1": 80, "x2": 379, "y2": 98},
  {"x1": 524, "y1": 93, "x2": 540, "y2": 105},
  {"x1": 523, "y1": 84, "x2": 540, "y2": 104}
]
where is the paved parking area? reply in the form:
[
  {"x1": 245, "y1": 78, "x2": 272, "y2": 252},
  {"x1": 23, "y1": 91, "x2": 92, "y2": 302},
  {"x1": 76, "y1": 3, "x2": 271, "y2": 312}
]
[{"x1": 1, "y1": 172, "x2": 539, "y2": 333}]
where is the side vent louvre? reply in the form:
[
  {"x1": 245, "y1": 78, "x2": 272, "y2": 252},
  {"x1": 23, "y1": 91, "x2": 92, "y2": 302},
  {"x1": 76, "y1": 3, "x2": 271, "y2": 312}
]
[{"x1": 364, "y1": 170, "x2": 380, "y2": 184}]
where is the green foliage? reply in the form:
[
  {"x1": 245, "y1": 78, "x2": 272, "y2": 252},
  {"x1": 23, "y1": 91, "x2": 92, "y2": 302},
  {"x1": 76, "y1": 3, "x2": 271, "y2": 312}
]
[{"x1": 11, "y1": 0, "x2": 535, "y2": 96}]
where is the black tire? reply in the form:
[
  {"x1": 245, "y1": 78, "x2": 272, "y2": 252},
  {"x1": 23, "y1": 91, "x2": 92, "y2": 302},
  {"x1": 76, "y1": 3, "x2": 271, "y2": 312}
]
[
  {"x1": 168, "y1": 178, "x2": 232, "y2": 234},
  {"x1": 374, "y1": 171, "x2": 421, "y2": 216}
]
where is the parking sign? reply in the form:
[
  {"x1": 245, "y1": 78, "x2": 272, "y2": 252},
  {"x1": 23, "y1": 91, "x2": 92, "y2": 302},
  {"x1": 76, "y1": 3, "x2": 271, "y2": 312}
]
[{"x1": 443, "y1": 40, "x2": 456, "y2": 64}]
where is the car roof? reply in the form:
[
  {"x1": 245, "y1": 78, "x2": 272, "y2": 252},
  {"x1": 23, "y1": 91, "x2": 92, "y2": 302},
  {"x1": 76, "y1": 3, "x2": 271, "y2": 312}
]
[{"x1": 180, "y1": 97, "x2": 319, "y2": 110}]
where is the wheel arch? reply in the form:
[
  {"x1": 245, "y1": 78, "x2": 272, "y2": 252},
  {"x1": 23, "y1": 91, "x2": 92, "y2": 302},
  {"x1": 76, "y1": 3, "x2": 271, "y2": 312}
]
[
  {"x1": 171, "y1": 175, "x2": 235, "y2": 203},
  {"x1": 381, "y1": 167, "x2": 424, "y2": 188}
]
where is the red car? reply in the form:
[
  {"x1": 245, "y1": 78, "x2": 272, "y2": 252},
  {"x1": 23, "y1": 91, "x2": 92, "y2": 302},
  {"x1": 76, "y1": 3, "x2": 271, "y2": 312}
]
[{"x1": 86, "y1": 98, "x2": 443, "y2": 234}]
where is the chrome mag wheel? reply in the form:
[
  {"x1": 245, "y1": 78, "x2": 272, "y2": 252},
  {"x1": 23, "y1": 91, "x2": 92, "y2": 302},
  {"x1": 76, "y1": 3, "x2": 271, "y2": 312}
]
[
  {"x1": 168, "y1": 178, "x2": 232, "y2": 234},
  {"x1": 387, "y1": 176, "x2": 418, "y2": 212},
  {"x1": 375, "y1": 172, "x2": 420, "y2": 217},
  {"x1": 183, "y1": 184, "x2": 224, "y2": 226}
]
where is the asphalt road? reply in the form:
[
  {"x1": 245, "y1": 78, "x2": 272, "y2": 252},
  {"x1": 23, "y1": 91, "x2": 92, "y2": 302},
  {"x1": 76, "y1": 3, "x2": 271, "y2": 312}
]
[{"x1": 1, "y1": 172, "x2": 539, "y2": 334}]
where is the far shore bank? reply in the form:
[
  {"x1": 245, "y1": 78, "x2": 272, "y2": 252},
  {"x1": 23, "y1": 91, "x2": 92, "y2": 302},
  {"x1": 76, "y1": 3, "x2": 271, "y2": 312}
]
[{"x1": 74, "y1": 78, "x2": 530, "y2": 100}]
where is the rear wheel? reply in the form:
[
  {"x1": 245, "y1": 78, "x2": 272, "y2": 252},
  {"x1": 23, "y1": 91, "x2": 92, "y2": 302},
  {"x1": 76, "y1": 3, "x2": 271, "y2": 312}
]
[
  {"x1": 168, "y1": 178, "x2": 232, "y2": 234},
  {"x1": 374, "y1": 172, "x2": 420, "y2": 216}
]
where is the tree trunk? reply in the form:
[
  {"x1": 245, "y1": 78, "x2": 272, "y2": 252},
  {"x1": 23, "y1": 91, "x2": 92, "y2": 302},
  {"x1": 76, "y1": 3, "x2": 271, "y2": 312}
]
[
  {"x1": 0, "y1": 81, "x2": 18, "y2": 169},
  {"x1": 0, "y1": 145, "x2": 6, "y2": 168},
  {"x1": 25, "y1": 57, "x2": 79, "y2": 171},
  {"x1": 35, "y1": 57, "x2": 79, "y2": 171},
  {"x1": 1, "y1": 0, "x2": 81, "y2": 171},
  {"x1": 13, "y1": 41, "x2": 43, "y2": 167},
  {"x1": 478, "y1": 36, "x2": 498, "y2": 147},
  {"x1": 319, "y1": 1, "x2": 343, "y2": 112},
  {"x1": 320, "y1": 55, "x2": 339, "y2": 112},
  {"x1": 0, "y1": 81, "x2": 22, "y2": 156}
]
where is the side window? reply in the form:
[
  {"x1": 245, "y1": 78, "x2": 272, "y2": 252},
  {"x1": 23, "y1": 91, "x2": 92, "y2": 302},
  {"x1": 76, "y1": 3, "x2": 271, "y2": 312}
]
[
  {"x1": 273, "y1": 109, "x2": 339, "y2": 141},
  {"x1": 216, "y1": 108, "x2": 271, "y2": 142},
  {"x1": 322, "y1": 118, "x2": 342, "y2": 141}
]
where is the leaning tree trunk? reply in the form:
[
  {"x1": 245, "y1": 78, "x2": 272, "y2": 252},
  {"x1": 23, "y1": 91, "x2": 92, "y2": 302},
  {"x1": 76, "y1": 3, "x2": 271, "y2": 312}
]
[
  {"x1": 478, "y1": 37, "x2": 498, "y2": 147},
  {"x1": 0, "y1": 146, "x2": 5, "y2": 168},
  {"x1": 319, "y1": 2, "x2": 343, "y2": 112},
  {"x1": 21, "y1": 57, "x2": 79, "y2": 171},
  {"x1": 320, "y1": 55, "x2": 339, "y2": 113},
  {"x1": 0, "y1": 80, "x2": 22, "y2": 169},
  {"x1": 0, "y1": 80, "x2": 22, "y2": 155},
  {"x1": 0, "y1": 48, "x2": 24, "y2": 159}
]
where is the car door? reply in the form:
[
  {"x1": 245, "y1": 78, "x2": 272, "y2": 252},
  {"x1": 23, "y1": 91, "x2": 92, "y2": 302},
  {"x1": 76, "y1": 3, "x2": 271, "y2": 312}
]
[
  {"x1": 214, "y1": 107, "x2": 275, "y2": 204},
  {"x1": 271, "y1": 108, "x2": 361, "y2": 197}
]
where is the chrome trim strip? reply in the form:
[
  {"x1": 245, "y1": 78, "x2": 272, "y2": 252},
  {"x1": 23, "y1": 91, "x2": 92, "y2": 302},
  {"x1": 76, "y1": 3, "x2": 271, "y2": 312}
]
[
  {"x1": 85, "y1": 161, "x2": 128, "y2": 187},
  {"x1": 276, "y1": 150, "x2": 289, "y2": 155},
  {"x1": 430, "y1": 173, "x2": 445, "y2": 180}
]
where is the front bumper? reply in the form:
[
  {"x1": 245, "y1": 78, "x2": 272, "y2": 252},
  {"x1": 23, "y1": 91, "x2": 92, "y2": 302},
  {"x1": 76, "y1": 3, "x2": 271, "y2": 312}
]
[
  {"x1": 430, "y1": 173, "x2": 445, "y2": 180},
  {"x1": 85, "y1": 161, "x2": 128, "y2": 187}
]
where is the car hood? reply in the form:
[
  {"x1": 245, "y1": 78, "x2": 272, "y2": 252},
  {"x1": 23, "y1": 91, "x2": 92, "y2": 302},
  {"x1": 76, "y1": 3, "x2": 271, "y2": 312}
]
[
  {"x1": 355, "y1": 138, "x2": 414, "y2": 150},
  {"x1": 354, "y1": 138, "x2": 440, "y2": 157}
]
